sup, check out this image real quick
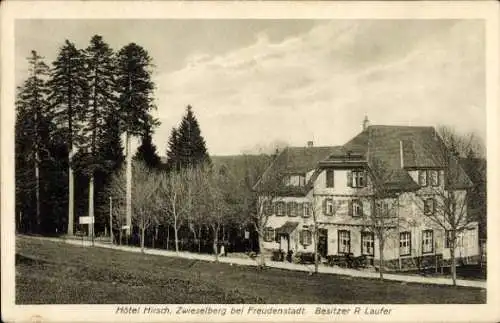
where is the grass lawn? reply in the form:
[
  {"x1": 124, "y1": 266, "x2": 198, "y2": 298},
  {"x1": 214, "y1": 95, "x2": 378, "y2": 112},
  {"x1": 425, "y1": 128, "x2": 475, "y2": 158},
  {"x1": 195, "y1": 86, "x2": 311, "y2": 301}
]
[{"x1": 15, "y1": 236, "x2": 486, "y2": 304}]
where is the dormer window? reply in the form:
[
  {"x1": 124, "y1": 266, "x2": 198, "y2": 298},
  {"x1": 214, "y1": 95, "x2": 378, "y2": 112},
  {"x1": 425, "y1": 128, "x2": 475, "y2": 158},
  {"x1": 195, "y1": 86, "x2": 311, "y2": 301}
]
[
  {"x1": 429, "y1": 170, "x2": 440, "y2": 186},
  {"x1": 418, "y1": 170, "x2": 440, "y2": 187},
  {"x1": 418, "y1": 170, "x2": 427, "y2": 186},
  {"x1": 284, "y1": 174, "x2": 306, "y2": 187}
]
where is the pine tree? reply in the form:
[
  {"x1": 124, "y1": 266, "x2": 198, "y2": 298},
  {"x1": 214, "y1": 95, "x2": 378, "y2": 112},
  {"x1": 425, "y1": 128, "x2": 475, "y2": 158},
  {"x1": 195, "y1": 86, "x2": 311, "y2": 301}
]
[
  {"x1": 177, "y1": 105, "x2": 210, "y2": 169},
  {"x1": 15, "y1": 50, "x2": 52, "y2": 233},
  {"x1": 134, "y1": 125, "x2": 161, "y2": 169},
  {"x1": 115, "y1": 43, "x2": 158, "y2": 236},
  {"x1": 47, "y1": 40, "x2": 88, "y2": 235},
  {"x1": 82, "y1": 35, "x2": 117, "y2": 237},
  {"x1": 166, "y1": 127, "x2": 180, "y2": 171}
]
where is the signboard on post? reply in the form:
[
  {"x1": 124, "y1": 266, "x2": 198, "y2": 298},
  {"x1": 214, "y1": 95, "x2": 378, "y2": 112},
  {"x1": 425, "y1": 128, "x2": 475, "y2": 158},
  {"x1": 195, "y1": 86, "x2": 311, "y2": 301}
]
[{"x1": 79, "y1": 216, "x2": 95, "y2": 225}]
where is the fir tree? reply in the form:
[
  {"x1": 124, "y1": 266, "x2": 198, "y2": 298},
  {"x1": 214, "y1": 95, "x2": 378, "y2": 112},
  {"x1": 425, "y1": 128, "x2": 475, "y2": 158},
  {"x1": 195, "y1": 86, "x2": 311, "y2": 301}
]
[
  {"x1": 166, "y1": 127, "x2": 180, "y2": 171},
  {"x1": 177, "y1": 105, "x2": 210, "y2": 169},
  {"x1": 15, "y1": 50, "x2": 52, "y2": 233},
  {"x1": 47, "y1": 40, "x2": 88, "y2": 235},
  {"x1": 115, "y1": 42, "x2": 158, "y2": 236},
  {"x1": 82, "y1": 35, "x2": 117, "y2": 236},
  {"x1": 134, "y1": 125, "x2": 161, "y2": 169}
]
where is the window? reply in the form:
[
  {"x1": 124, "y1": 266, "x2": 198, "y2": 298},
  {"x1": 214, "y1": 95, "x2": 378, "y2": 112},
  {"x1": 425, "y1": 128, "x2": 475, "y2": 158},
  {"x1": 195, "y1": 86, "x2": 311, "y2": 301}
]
[
  {"x1": 276, "y1": 201, "x2": 285, "y2": 216},
  {"x1": 349, "y1": 200, "x2": 363, "y2": 217},
  {"x1": 302, "y1": 202, "x2": 311, "y2": 218},
  {"x1": 326, "y1": 170, "x2": 335, "y2": 188},
  {"x1": 418, "y1": 170, "x2": 428, "y2": 186},
  {"x1": 361, "y1": 232, "x2": 375, "y2": 256},
  {"x1": 429, "y1": 170, "x2": 440, "y2": 186},
  {"x1": 299, "y1": 230, "x2": 312, "y2": 246},
  {"x1": 352, "y1": 200, "x2": 363, "y2": 217},
  {"x1": 349, "y1": 170, "x2": 366, "y2": 188},
  {"x1": 424, "y1": 198, "x2": 435, "y2": 215},
  {"x1": 264, "y1": 227, "x2": 275, "y2": 242},
  {"x1": 422, "y1": 230, "x2": 433, "y2": 254},
  {"x1": 376, "y1": 200, "x2": 390, "y2": 215},
  {"x1": 263, "y1": 200, "x2": 272, "y2": 215},
  {"x1": 338, "y1": 230, "x2": 351, "y2": 254},
  {"x1": 284, "y1": 175, "x2": 306, "y2": 187},
  {"x1": 399, "y1": 231, "x2": 411, "y2": 256},
  {"x1": 288, "y1": 202, "x2": 298, "y2": 217},
  {"x1": 324, "y1": 198, "x2": 334, "y2": 216}
]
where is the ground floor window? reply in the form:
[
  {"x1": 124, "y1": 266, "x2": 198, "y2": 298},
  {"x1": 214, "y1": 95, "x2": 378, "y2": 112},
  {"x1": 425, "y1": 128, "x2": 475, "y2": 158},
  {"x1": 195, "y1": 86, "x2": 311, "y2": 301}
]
[
  {"x1": 361, "y1": 232, "x2": 374, "y2": 256},
  {"x1": 338, "y1": 230, "x2": 351, "y2": 254},
  {"x1": 263, "y1": 227, "x2": 275, "y2": 242},
  {"x1": 399, "y1": 231, "x2": 411, "y2": 256},
  {"x1": 299, "y1": 229, "x2": 312, "y2": 246},
  {"x1": 422, "y1": 230, "x2": 433, "y2": 254}
]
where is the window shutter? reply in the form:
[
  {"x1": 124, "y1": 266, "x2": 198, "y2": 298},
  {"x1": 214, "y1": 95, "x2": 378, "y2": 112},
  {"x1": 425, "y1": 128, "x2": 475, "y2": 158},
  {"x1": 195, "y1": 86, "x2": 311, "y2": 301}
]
[
  {"x1": 322, "y1": 199, "x2": 327, "y2": 215},
  {"x1": 348, "y1": 200, "x2": 353, "y2": 216},
  {"x1": 347, "y1": 171, "x2": 352, "y2": 187},
  {"x1": 299, "y1": 230, "x2": 304, "y2": 245},
  {"x1": 359, "y1": 201, "x2": 364, "y2": 216}
]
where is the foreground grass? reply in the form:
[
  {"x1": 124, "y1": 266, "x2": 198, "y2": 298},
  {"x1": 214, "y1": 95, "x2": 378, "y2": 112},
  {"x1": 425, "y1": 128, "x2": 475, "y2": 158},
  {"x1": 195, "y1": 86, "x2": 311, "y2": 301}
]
[{"x1": 16, "y1": 236, "x2": 486, "y2": 304}]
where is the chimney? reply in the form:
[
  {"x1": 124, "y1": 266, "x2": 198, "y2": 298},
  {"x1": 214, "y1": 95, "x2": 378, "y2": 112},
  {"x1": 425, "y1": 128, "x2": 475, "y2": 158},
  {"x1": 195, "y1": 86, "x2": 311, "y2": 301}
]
[
  {"x1": 362, "y1": 115, "x2": 370, "y2": 131},
  {"x1": 307, "y1": 141, "x2": 314, "y2": 148}
]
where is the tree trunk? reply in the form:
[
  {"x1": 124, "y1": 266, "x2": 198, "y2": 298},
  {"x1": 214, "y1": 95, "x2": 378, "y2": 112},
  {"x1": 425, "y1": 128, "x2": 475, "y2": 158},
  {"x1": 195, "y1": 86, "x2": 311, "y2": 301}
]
[
  {"x1": 213, "y1": 237, "x2": 219, "y2": 262},
  {"x1": 109, "y1": 197, "x2": 113, "y2": 243},
  {"x1": 88, "y1": 175, "x2": 95, "y2": 238},
  {"x1": 125, "y1": 131, "x2": 132, "y2": 238},
  {"x1": 258, "y1": 231, "x2": 266, "y2": 267},
  {"x1": 67, "y1": 155, "x2": 75, "y2": 236},
  {"x1": 35, "y1": 151, "x2": 41, "y2": 233},
  {"x1": 451, "y1": 242, "x2": 457, "y2": 286},
  {"x1": 379, "y1": 238, "x2": 385, "y2": 280},
  {"x1": 314, "y1": 229, "x2": 319, "y2": 274},
  {"x1": 140, "y1": 225, "x2": 145, "y2": 253},
  {"x1": 174, "y1": 224, "x2": 179, "y2": 253},
  {"x1": 213, "y1": 225, "x2": 220, "y2": 262}
]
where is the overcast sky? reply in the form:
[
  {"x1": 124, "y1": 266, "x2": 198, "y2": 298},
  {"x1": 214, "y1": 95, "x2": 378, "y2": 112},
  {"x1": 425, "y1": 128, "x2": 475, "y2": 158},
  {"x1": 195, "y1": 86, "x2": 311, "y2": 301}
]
[{"x1": 15, "y1": 19, "x2": 485, "y2": 156}]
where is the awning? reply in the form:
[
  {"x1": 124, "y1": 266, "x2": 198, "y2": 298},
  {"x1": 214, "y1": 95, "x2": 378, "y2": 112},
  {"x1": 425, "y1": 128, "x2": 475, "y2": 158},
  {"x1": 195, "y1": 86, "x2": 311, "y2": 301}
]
[{"x1": 275, "y1": 221, "x2": 299, "y2": 235}]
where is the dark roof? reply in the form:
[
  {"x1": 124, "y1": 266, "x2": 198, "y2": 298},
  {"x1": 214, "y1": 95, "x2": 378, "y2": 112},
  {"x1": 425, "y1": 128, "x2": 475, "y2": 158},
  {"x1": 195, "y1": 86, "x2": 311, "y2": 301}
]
[
  {"x1": 280, "y1": 146, "x2": 345, "y2": 173},
  {"x1": 256, "y1": 125, "x2": 473, "y2": 195},
  {"x1": 253, "y1": 146, "x2": 344, "y2": 195},
  {"x1": 344, "y1": 125, "x2": 472, "y2": 190}
]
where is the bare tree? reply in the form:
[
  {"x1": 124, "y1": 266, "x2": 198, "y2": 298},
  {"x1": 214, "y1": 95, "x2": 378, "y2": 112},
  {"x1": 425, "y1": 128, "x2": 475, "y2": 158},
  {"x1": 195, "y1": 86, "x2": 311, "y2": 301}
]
[
  {"x1": 252, "y1": 158, "x2": 284, "y2": 267},
  {"x1": 156, "y1": 168, "x2": 193, "y2": 253},
  {"x1": 437, "y1": 125, "x2": 485, "y2": 158},
  {"x1": 132, "y1": 163, "x2": 160, "y2": 253},
  {"x1": 197, "y1": 166, "x2": 229, "y2": 262},
  {"x1": 108, "y1": 161, "x2": 159, "y2": 252},
  {"x1": 413, "y1": 127, "x2": 480, "y2": 285},
  {"x1": 357, "y1": 159, "x2": 401, "y2": 280}
]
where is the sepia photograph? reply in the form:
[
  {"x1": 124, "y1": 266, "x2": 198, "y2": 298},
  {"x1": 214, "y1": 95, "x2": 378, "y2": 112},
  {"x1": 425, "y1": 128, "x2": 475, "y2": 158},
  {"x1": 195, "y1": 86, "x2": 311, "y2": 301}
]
[{"x1": 1, "y1": 1, "x2": 499, "y2": 322}]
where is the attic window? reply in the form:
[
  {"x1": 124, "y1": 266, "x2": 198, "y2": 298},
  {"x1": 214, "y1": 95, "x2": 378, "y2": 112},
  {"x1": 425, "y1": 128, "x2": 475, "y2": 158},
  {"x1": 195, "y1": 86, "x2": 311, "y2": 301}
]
[{"x1": 284, "y1": 175, "x2": 306, "y2": 187}]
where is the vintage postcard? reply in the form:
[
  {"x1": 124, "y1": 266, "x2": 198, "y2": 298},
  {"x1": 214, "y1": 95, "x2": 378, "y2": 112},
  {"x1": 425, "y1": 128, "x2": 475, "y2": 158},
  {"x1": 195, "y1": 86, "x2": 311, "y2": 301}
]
[{"x1": 1, "y1": 1, "x2": 499, "y2": 322}]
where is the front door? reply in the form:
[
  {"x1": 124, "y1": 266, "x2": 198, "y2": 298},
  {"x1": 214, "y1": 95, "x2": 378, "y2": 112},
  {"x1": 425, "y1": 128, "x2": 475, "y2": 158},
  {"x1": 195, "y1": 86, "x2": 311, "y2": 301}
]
[{"x1": 318, "y1": 228, "x2": 328, "y2": 258}]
